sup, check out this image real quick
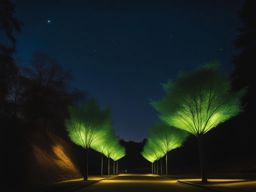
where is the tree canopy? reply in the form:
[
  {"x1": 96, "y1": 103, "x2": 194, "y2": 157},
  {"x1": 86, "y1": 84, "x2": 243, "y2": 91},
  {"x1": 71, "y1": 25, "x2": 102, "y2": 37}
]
[
  {"x1": 148, "y1": 124, "x2": 188, "y2": 154},
  {"x1": 141, "y1": 138, "x2": 165, "y2": 163},
  {"x1": 66, "y1": 100, "x2": 110, "y2": 149},
  {"x1": 152, "y1": 64, "x2": 244, "y2": 136}
]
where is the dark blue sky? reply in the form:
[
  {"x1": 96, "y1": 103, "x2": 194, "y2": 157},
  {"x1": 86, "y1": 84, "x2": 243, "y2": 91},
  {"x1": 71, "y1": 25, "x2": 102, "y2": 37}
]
[{"x1": 14, "y1": 0, "x2": 244, "y2": 141}]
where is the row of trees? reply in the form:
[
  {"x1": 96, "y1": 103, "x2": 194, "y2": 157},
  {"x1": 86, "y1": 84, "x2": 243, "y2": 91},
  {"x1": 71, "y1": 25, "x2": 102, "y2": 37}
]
[
  {"x1": 141, "y1": 124, "x2": 187, "y2": 175},
  {"x1": 65, "y1": 100, "x2": 125, "y2": 181},
  {"x1": 142, "y1": 64, "x2": 244, "y2": 183}
]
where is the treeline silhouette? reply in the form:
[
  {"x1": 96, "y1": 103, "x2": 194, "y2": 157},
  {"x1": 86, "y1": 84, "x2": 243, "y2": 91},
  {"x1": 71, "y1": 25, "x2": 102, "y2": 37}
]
[{"x1": 1, "y1": 1, "x2": 85, "y2": 191}]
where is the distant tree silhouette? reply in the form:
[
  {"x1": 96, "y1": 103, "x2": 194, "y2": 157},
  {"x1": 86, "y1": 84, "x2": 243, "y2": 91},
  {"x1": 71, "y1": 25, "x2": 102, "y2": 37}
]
[
  {"x1": 232, "y1": 0, "x2": 256, "y2": 94},
  {"x1": 20, "y1": 53, "x2": 85, "y2": 189},
  {"x1": 152, "y1": 64, "x2": 244, "y2": 183},
  {"x1": 232, "y1": 0, "x2": 256, "y2": 157},
  {"x1": 22, "y1": 53, "x2": 83, "y2": 135},
  {"x1": 0, "y1": 0, "x2": 21, "y2": 113},
  {"x1": 65, "y1": 100, "x2": 110, "y2": 180},
  {"x1": 1, "y1": 1, "x2": 22, "y2": 191},
  {"x1": 0, "y1": 0, "x2": 21, "y2": 52}
]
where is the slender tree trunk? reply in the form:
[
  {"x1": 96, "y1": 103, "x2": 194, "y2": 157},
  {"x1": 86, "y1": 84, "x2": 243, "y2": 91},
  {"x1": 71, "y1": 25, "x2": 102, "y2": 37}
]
[
  {"x1": 160, "y1": 158, "x2": 163, "y2": 175},
  {"x1": 156, "y1": 160, "x2": 159, "y2": 175},
  {"x1": 155, "y1": 161, "x2": 156, "y2": 174},
  {"x1": 198, "y1": 135, "x2": 207, "y2": 183},
  {"x1": 116, "y1": 161, "x2": 119, "y2": 174},
  {"x1": 113, "y1": 161, "x2": 115, "y2": 175},
  {"x1": 165, "y1": 153, "x2": 168, "y2": 175},
  {"x1": 107, "y1": 157, "x2": 110, "y2": 175},
  {"x1": 84, "y1": 148, "x2": 88, "y2": 181},
  {"x1": 151, "y1": 162, "x2": 153, "y2": 174},
  {"x1": 101, "y1": 155, "x2": 104, "y2": 176}
]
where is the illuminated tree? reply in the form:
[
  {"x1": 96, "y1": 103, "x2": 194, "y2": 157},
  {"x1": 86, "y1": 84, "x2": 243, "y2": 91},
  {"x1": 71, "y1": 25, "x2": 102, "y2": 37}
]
[
  {"x1": 141, "y1": 147, "x2": 157, "y2": 174},
  {"x1": 105, "y1": 139, "x2": 117, "y2": 175},
  {"x1": 91, "y1": 133, "x2": 109, "y2": 176},
  {"x1": 91, "y1": 117, "x2": 113, "y2": 176},
  {"x1": 111, "y1": 145, "x2": 125, "y2": 174},
  {"x1": 91, "y1": 115, "x2": 126, "y2": 176},
  {"x1": 65, "y1": 100, "x2": 110, "y2": 181},
  {"x1": 93, "y1": 131, "x2": 119, "y2": 176},
  {"x1": 141, "y1": 138, "x2": 165, "y2": 175},
  {"x1": 152, "y1": 64, "x2": 244, "y2": 182},
  {"x1": 148, "y1": 124, "x2": 188, "y2": 175}
]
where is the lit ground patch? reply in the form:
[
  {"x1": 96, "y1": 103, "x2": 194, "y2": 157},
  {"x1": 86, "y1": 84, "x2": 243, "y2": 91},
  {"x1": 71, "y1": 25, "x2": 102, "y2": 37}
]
[
  {"x1": 180, "y1": 178, "x2": 246, "y2": 183},
  {"x1": 102, "y1": 174, "x2": 177, "y2": 184},
  {"x1": 57, "y1": 176, "x2": 104, "y2": 184},
  {"x1": 179, "y1": 178, "x2": 256, "y2": 192}
]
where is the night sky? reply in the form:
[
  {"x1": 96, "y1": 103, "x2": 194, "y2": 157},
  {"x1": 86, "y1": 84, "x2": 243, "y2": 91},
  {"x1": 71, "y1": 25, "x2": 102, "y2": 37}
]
[{"x1": 14, "y1": 0, "x2": 244, "y2": 141}]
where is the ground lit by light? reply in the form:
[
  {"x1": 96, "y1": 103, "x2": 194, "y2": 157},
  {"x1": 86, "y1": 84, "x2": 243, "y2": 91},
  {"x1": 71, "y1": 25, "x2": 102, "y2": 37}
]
[
  {"x1": 118, "y1": 174, "x2": 157, "y2": 177},
  {"x1": 179, "y1": 178, "x2": 256, "y2": 191},
  {"x1": 57, "y1": 176, "x2": 104, "y2": 184},
  {"x1": 52, "y1": 144, "x2": 78, "y2": 172},
  {"x1": 102, "y1": 179, "x2": 177, "y2": 184},
  {"x1": 101, "y1": 174, "x2": 177, "y2": 184},
  {"x1": 180, "y1": 178, "x2": 246, "y2": 183},
  {"x1": 56, "y1": 174, "x2": 256, "y2": 191}
]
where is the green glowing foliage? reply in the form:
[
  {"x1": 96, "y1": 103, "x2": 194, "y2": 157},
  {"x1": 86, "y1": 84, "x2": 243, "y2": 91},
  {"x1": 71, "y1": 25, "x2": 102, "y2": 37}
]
[
  {"x1": 91, "y1": 123, "x2": 114, "y2": 154},
  {"x1": 111, "y1": 145, "x2": 126, "y2": 161},
  {"x1": 91, "y1": 134, "x2": 109, "y2": 155},
  {"x1": 94, "y1": 134, "x2": 125, "y2": 175},
  {"x1": 92, "y1": 130, "x2": 125, "y2": 159},
  {"x1": 141, "y1": 138, "x2": 165, "y2": 163},
  {"x1": 65, "y1": 100, "x2": 110, "y2": 149},
  {"x1": 148, "y1": 124, "x2": 188, "y2": 154},
  {"x1": 93, "y1": 135, "x2": 113, "y2": 157},
  {"x1": 104, "y1": 136, "x2": 119, "y2": 158},
  {"x1": 65, "y1": 99, "x2": 112, "y2": 180},
  {"x1": 152, "y1": 64, "x2": 244, "y2": 136},
  {"x1": 141, "y1": 147, "x2": 157, "y2": 163}
]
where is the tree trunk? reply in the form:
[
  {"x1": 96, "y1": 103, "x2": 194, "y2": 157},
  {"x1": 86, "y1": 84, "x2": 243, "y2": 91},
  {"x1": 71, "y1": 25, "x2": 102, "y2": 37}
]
[
  {"x1": 113, "y1": 161, "x2": 115, "y2": 175},
  {"x1": 84, "y1": 148, "x2": 88, "y2": 181},
  {"x1": 155, "y1": 162, "x2": 157, "y2": 174},
  {"x1": 107, "y1": 157, "x2": 110, "y2": 175},
  {"x1": 165, "y1": 153, "x2": 168, "y2": 175},
  {"x1": 198, "y1": 135, "x2": 207, "y2": 183},
  {"x1": 101, "y1": 155, "x2": 103, "y2": 176},
  {"x1": 116, "y1": 161, "x2": 119, "y2": 174},
  {"x1": 156, "y1": 160, "x2": 159, "y2": 175},
  {"x1": 151, "y1": 162, "x2": 153, "y2": 174},
  {"x1": 160, "y1": 158, "x2": 163, "y2": 175}
]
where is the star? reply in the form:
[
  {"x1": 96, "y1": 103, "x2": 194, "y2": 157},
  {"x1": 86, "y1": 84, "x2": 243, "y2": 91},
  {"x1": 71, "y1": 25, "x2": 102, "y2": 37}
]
[{"x1": 47, "y1": 19, "x2": 51, "y2": 24}]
